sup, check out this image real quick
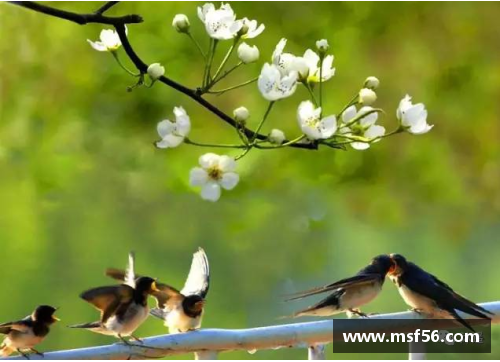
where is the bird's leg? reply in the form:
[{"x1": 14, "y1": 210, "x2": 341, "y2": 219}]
[
  {"x1": 130, "y1": 334, "x2": 144, "y2": 344},
  {"x1": 410, "y1": 308, "x2": 424, "y2": 315},
  {"x1": 29, "y1": 348, "x2": 44, "y2": 357},
  {"x1": 17, "y1": 349, "x2": 30, "y2": 360},
  {"x1": 119, "y1": 334, "x2": 134, "y2": 346},
  {"x1": 348, "y1": 309, "x2": 369, "y2": 318}
]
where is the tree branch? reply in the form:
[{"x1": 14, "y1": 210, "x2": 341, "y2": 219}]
[
  {"x1": 9, "y1": 1, "x2": 318, "y2": 150},
  {"x1": 94, "y1": 1, "x2": 119, "y2": 15},
  {"x1": 9, "y1": 1, "x2": 142, "y2": 25}
]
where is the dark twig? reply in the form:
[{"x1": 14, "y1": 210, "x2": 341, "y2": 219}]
[
  {"x1": 9, "y1": 1, "x2": 142, "y2": 25},
  {"x1": 95, "y1": 1, "x2": 120, "y2": 15},
  {"x1": 9, "y1": 1, "x2": 318, "y2": 150}
]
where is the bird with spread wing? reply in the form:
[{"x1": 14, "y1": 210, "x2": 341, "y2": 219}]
[
  {"x1": 69, "y1": 252, "x2": 160, "y2": 344},
  {"x1": 106, "y1": 247, "x2": 210, "y2": 334}
]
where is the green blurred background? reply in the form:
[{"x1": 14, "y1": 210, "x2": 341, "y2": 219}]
[{"x1": 1, "y1": 1, "x2": 499, "y2": 359}]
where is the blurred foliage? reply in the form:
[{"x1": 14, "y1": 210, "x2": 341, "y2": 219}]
[{"x1": 0, "y1": 1, "x2": 499, "y2": 359}]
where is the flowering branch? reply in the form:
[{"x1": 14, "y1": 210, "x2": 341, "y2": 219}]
[
  {"x1": 9, "y1": 1, "x2": 433, "y2": 202},
  {"x1": 10, "y1": 1, "x2": 316, "y2": 151}
]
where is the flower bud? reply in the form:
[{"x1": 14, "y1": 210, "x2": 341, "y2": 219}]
[
  {"x1": 364, "y1": 76, "x2": 380, "y2": 90},
  {"x1": 316, "y1": 39, "x2": 329, "y2": 54},
  {"x1": 172, "y1": 14, "x2": 190, "y2": 34},
  {"x1": 359, "y1": 88, "x2": 377, "y2": 105},
  {"x1": 237, "y1": 42, "x2": 259, "y2": 64},
  {"x1": 147, "y1": 63, "x2": 165, "y2": 81},
  {"x1": 268, "y1": 129, "x2": 285, "y2": 145},
  {"x1": 233, "y1": 106, "x2": 250, "y2": 122}
]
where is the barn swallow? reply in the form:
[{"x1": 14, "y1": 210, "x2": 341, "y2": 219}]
[
  {"x1": 0, "y1": 305, "x2": 59, "y2": 358},
  {"x1": 389, "y1": 253, "x2": 494, "y2": 332},
  {"x1": 285, "y1": 255, "x2": 393, "y2": 318},
  {"x1": 106, "y1": 247, "x2": 209, "y2": 334},
  {"x1": 69, "y1": 252, "x2": 160, "y2": 344}
]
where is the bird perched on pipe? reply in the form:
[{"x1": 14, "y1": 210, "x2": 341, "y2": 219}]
[
  {"x1": 388, "y1": 253, "x2": 494, "y2": 332},
  {"x1": 0, "y1": 305, "x2": 59, "y2": 358},
  {"x1": 106, "y1": 247, "x2": 209, "y2": 334},
  {"x1": 285, "y1": 254, "x2": 393, "y2": 318},
  {"x1": 69, "y1": 252, "x2": 160, "y2": 344}
]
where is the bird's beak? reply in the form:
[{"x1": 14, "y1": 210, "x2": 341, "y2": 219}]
[
  {"x1": 52, "y1": 315, "x2": 61, "y2": 322},
  {"x1": 151, "y1": 281, "x2": 160, "y2": 292},
  {"x1": 388, "y1": 256, "x2": 397, "y2": 275}
]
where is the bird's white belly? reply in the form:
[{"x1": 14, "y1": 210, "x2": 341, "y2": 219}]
[
  {"x1": 105, "y1": 304, "x2": 148, "y2": 336},
  {"x1": 398, "y1": 285, "x2": 437, "y2": 312},
  {"x1": 5, "y1": 330, "x2": 43, "y2": 349},
  {"x1": 340, "y1": 282, "x2": 381, "y2": 310},
  {"x1": 165, "y1": 307, "x2": 202, "y2": 334}
]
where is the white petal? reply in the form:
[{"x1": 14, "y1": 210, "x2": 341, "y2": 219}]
[
  {"x1": 341, "y1": 105, "x2": 357, "y2": 123},
  {"x1": 199, "y1": 153, "x2": 220, "y2": 169},
  {"x1": 319, "y1": 115, "x2": 337, "y2": 138},
  {"x1": 201, "y1": 182, "x2": 221, "y2": 202},
  {"x1": 246, "y1": 23, "x2": 265, "y2": 38},
  {"x1": 397, "y1": 94, "x2": 412, "y2": 120},
  {"x1": 351, "y1": 141, "x2": 370, "y2": 150},
  {"x1": 189, "y1": 167, "x2": 208, "y2": 186},
  {"x1": 272, "y1": 38, "x2": 287, "y2": 63},
  {"x1": 404, "y1": 104, "x2": 426, "y2": 127},
  {"x1": 411, "y1": 124, "x2": 434, "y2": 135},
  {"x1": 301, "y1": 124, "x2": 322, "y2": 140},
  {"x1": 157, "y1": 120, "x2": 175, "y2": 138},
  {"x1": 297, "y1": 101, "x2": 316, "y2": 123},
  {"x1": 365, "y1": 124, "x2": 385, "y2": 140},
  {"x1": 303, "y1": 49, "x2": 319, "y2": 70},
  {"x1": 155, "y1": 134, "x2": 184, "y2": 148},
  {"x1": 87, "y1": 40, "x2": 107, "y2": 52},
  {"x1": 218, "y1": 156, "x2": 236, "y2": 172},
  {"x1": 358, "y1": 106, "x2": 378, "y2": 126},
  {"x1": 219, "y1": 172, "x2": 239, "y2": 190}
]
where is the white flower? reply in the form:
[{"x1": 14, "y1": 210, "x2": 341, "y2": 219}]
[
  {"x1": 189, "y1": 153, "x2": 239, "y2": 202},
  {"x1": 397, "y1": 95, "x2": 432, "y2": 135},
  {"x1": 359, "y1": 88, "x2": 377, "y2": 105},
  {"x1": 147, "y1": 63, "x2": 165, "y2": 80},
  {"x1": 258, "y1": 63, "x2": 298, "y2": 101},
  {"x1": 364, "y1": 76, "x2": 380, "y2": 90},
  {"x1": 341, "y1": 106, "x2": 385, "y2": 150},
  {"x1": 316, "y1": 39, "x2": 329, "y2": 53},
  {"x1": 173, "y1": 14, "x2": 190, "y2": 33},
  {"x1": 87, "y1": 28, "x2": 125, "y2": 52},
  {"x1": 237, "y1": 42, "x2": 259, "y2": 64},
  {"x1": 269, "y1": 129, "x2": 285, "y2": 145},
  {"x1": 297, "y1": 101, "x2": 337, "y2": 140},
  {"x1": 239, "y1": 18, "x2": 265, "y2": 39},
  {"x1": 302, "y1": 49, "x2": 335, "y2": 83},
  {"x1": 272, "y1": 38, "x2": 298, "y2": 76},
  {"x1": 197, "y1": 3, "x2": 242, "y2": 40},
  {"x1": 155, "y1": 107, "x2": 191, "y2": 148},
  {"x1": 233, "y1": 106, "x2": 249, "y2": 122}
]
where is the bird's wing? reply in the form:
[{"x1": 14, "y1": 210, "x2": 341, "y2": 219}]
[
  {"x1": 151, "y1": 282, "x2": 183, "y2": 309},
  {"x1": 125, "y1": 252, "x2": 136, "y2": 288},
  {"x1": 404, "y1": 263, "x2": 492, "y2": 320},
  {"x1": 180, "y1": 247, "x2": 210, "y2": 298},
  {"x1": 105, "y1": 252, "x2": 136, "y2": 288},
  {"x1": 104, "y1": 267, "x2": 182, "y2": 310},
  {"x1": 285, "y1": 274, "x2": 378, "y2": 301},
  {"x1": 0, "y1": 319, "x2": 30, "y2": 334},
  {"x1": 80, "y1": 284, "x2": 134, "y2": 323},
  {"x1": 430, "y1": 273, "x2": 493, "y2": 317}
]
